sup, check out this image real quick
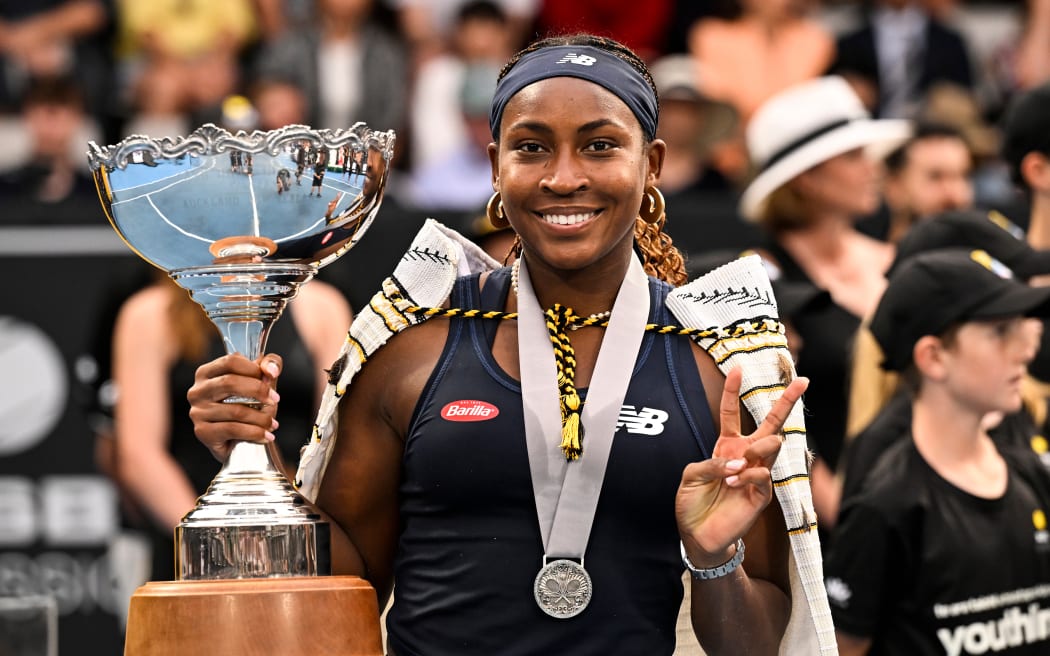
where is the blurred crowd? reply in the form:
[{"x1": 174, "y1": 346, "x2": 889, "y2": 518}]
[
  {"x1": 0, "y1": 0, "x2": 1037, "y2": 230},
  {"x1": 6, "y1": 0, "x2": 1050, "y2": 649}
]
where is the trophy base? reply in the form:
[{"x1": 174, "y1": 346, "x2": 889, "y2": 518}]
[{"x1": 123, "y1": 576, "x2": 383, "y2": 656}]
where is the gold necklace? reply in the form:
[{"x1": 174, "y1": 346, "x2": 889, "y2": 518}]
[{"x1": 510, "y1": 259, "x2": 612, "y2": 330}]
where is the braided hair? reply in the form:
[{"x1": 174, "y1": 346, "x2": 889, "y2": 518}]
[{"x1": 498, "y1": 34, "x2": 688, "y2": 287}]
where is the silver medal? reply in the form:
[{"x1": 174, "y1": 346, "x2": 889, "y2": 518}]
[
  {"x1": 518, "y1": 257, "x2": 647, "y2": 622},
  {"x1": 534, "y1": 559, "x2": 592, "y2": 619}
]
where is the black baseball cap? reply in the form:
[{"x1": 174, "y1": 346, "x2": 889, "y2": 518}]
[
  {"x1": 871, "y1": 249, "x2": 1050, "y2": 371},
  {"x1": 1002, "y1": 80, "x2": 1050, "y2": 188},
  {"x1": 690, "y1": 249, "x2": 830, "y2": 320},
  {"x1": 891, "y1": 209, "x2": 1050, "y2": 280}
]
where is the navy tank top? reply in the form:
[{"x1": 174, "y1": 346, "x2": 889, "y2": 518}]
[{"x1": 387, "y1": 268, "x2": 718, "y2": 656}]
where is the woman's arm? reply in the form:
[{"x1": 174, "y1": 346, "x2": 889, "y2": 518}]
[
  {"x1": 1016, "y1": 0, "x2": 1050, "y2": 90},
  {"x1": 686, "y1": 499, "x2": 792, "y2": 654},
  {"x1": 287, "y1": 280, "x2": 354, "y2": 405},
  {"x1": 311, "y1": 318, "x2": 450, "y2": 607},
  {"x1": 188, "y1": 315, "x2": 450, "y2": 607},
  {"x1": 113, "y1": 286, "x2": 199, "y2": 531},
  {"x1": 837, "y1": 631, "x2": 873, "y2": 656},
  {"x1": 682, "y1": 354, "x2": 807, "y2": 654}
]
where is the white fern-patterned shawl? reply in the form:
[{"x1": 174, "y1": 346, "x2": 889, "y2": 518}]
[{"x1": 666, "y1": 255, "x2": 836, "y2": 654}]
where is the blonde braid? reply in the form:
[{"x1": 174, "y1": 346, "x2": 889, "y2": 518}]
[{"x1": 634, "y1": 215, "x2": 687, "y2": 287}]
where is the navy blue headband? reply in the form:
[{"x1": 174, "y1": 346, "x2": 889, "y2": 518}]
[{"x1": 489, "y1": 45, "x2": 658, "y2": 141}]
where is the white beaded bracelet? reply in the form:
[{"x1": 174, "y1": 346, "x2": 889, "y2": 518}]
[{"x1": 681, "y1": 538, "x2": 746, "y2": 580}]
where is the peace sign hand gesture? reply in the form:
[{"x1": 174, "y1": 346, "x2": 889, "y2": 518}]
[{"x1": 675, "y1": 367, "x2": 809, "y2": 568}]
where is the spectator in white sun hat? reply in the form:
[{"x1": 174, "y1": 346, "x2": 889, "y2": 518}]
[
  {"x1": 740, "y1": 76, "x2": 911, "y2": 224},
  {"x1": 739, "y1": 75, "x2": 911, "y2": 535}
]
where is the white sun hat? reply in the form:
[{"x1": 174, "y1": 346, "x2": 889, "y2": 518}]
[{"x1": 739, "y1": 76, "x2": 912, "y2": 222}]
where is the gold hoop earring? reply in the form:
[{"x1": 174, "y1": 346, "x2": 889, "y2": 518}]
[
  {"x1": 639, "y1": 186, "x2": 665, "y2": 225},
  {"x1": 486, "y1": 192, "x2": 508, "y2": 228}
]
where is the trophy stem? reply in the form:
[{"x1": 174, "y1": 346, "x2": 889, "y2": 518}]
[{"x1": 170, "y1": 263, "x2": 332, "y2": 580}]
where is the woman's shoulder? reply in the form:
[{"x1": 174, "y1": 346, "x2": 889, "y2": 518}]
[
  {"x1": 117, "y1": 284, "x2": 172, "y2": 330},
  {"x1": 689, "y1": 18, "x2": 742, "y2": 56},
  {"x1": 792, "y1": 17, "x2": 833, "y2": 41},
  {"x1": 293, "y1": 279, "x2": 350, "y2": 314},
  {"x1": 290, "y1": 280, "x2": 354, "y2": 365},
  {"x1": 123, "y1": 282, "x2": 168, "y2": 307},
  {"x1": 354, "y1": 266, "x2": 495, "y2": 370},
  {"x1": 113, "y1": 284, "x2": 179, "y2": 357},
  {"x1": 340, "y1": 312, "x2": 453, "y2": 437},
  {"x1": 691, "y1": 16, "x2": 735, "y2": 36},
  {"x1": 851, "y1": 231, "x2": 895, "y2": 270},
  {"x1": 849, "y1": 439, "x2": 925, "y2": 513},
  {"x1": 363, "y1": 313, "x2": 454, "y2": 376}
]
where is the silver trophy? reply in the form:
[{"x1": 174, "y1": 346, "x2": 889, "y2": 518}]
[{"x1": 87, "y1": 123, "x2": 394, "y2": 581}]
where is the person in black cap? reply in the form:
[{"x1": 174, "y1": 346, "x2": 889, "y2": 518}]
[
  {"x1": 892, "y1": 209, "x2": 1050, "y2": 279},
  {"x1": 1002, "y1": 83, "x2": 1050, "y2": 386},
  {"x1": 1002, "y1": 80, "x2": 1050, "y2": 246},
  {"x1": 826, "y1": 248, "x2": 1050, "y2": 655},
  {"x1": 841, "y1": 209, "x2": 1050, "y2": 508}
]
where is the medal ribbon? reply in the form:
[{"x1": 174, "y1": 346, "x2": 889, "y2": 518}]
[{"x1": 517, "y1": 254, "x2": 650, "y2": 558}]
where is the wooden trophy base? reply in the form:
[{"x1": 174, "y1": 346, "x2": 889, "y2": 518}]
[{"x1": 124, "y1": 576, "x2": 384, "y2": 656}]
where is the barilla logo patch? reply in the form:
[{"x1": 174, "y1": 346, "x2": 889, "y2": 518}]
[{"x1": 441, "y1": 400, "x2": 499, "y2": 422}]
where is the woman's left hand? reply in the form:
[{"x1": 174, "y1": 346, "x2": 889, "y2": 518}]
[{"x1": 675, "y1": 367, "x2": 808, "y2": 567}]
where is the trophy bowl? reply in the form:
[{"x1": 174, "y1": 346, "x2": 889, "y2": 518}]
[{"x1": 87, "y1": 123, "x2": 395, "y2": 581}]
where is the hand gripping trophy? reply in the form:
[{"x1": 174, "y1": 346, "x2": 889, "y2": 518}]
[{"x1": 87, "y1": 123, "x2": 394, "y2": 655}]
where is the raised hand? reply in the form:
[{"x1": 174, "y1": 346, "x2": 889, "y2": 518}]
[
  {"x1": 675, "y1": 367, "x2": 808, "y2": 567},
  {"x1": 187, "y1": 353, "x2": 284, "y2": 461}
]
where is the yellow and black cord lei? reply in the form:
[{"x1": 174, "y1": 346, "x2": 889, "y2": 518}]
[{"x1": 388, "y1": 291, "x2": 781, "y2": 461}]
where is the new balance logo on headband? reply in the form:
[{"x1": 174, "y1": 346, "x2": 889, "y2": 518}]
[{"x1": 556, "y1": 53, "x2": 596, "y2": 66}]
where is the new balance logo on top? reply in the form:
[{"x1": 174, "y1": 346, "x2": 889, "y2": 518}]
[
  {"x1": 556, "y1": 53, "x2": 596, "y2": 66},
  {"x1": 616, "y1": 406, "x2": 669, "y2": 436}
]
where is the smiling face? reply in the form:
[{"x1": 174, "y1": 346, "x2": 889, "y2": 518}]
[{"x1": 488, "y1": 76, "x2": 664, "y2": 279}]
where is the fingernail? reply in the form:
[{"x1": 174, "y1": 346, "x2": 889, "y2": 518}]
[
  {"x1": 269, "y1": 388, "x2": 280, "y2": 403},
  {"x1": 264, "y1": 362, "x2": 280, "y2": 377},
  {"x1": 726, "y1": 459, "x2": 746, "y2": 472},
  {"x1": 726, "y1": 475, "x2": 740, "y2": 486},
  {"x1": 271, "y1": 418, "x2": 279, "y2": 430},
  {"x1": 264, "y1": 431, "x2": 276, "y2": 442}
]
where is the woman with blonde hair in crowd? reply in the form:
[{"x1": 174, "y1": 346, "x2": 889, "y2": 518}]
[{"x1": 740, "y1": 75, "x2": 911, "y2": 530}]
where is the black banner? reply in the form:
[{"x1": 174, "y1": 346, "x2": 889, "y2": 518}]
[{"x1": 1, "y1": 225, "x2": 153, "y2": 654}]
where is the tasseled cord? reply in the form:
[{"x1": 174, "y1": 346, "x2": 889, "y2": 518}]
[
  {"x1": 545, "y1": 304, "x2": 584, "y2": 460},
  {"x1": 386, "y1": 287, "x2": 785, "y2": 462}
]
